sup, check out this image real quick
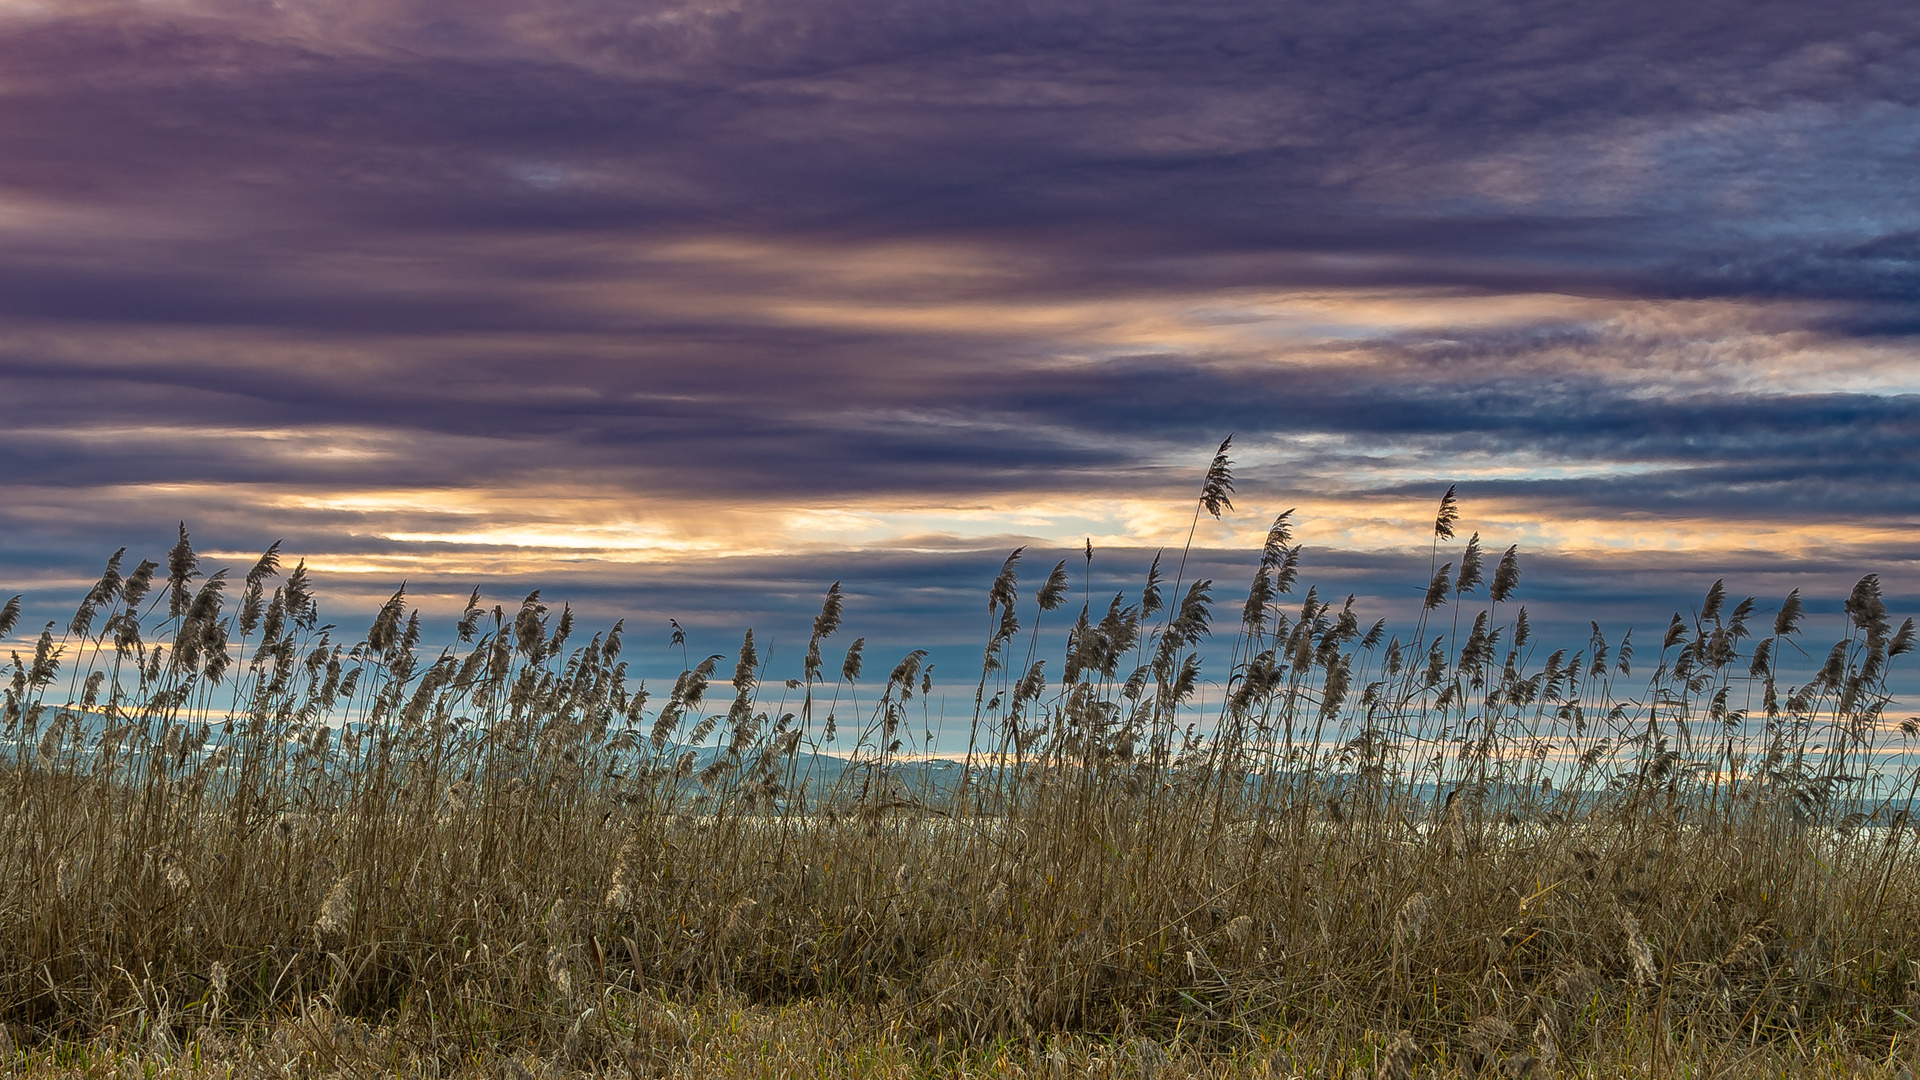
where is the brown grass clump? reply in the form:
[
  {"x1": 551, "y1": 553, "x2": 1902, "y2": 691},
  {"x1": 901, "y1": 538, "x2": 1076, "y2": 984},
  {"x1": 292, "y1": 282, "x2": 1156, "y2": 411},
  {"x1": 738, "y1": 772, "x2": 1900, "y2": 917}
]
[
  {"x1": 1378, "y1": 1031, "x2": 1419, "y2": 1080},
  {"x1": 2, "y1": 461, "x2": 1919, "y2": 1076}
]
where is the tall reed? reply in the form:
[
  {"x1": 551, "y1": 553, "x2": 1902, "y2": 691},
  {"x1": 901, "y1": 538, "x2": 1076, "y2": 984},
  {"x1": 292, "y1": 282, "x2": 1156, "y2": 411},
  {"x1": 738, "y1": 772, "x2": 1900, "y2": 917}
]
[{"x1": 2, "y1": 466, "x2": 1917, "y2": 1077}]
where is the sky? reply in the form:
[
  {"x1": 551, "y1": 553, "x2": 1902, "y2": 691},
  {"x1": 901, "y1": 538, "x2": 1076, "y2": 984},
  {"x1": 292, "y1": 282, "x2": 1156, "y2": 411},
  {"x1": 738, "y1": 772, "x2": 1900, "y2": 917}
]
[{"x1": 2, "y1": 0, "x2": 1918, "y2": 718}]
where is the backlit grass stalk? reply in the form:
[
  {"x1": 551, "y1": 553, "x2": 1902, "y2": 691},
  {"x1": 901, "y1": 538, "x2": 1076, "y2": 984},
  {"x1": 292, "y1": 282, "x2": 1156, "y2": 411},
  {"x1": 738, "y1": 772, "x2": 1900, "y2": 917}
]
[{"x1": 2, "y1": 461, "x2": 1918, "y2": 1075}]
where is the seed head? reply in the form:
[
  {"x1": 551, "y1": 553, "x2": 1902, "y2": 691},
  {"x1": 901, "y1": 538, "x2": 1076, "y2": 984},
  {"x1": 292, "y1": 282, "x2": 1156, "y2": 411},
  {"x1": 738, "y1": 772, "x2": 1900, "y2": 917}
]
[
  {"x1": 605, "y1": 837, "x2": 640, "y2": 911},
  {"x1": 546, "y1": 946, "x2": 573, "y2": 1000},
  {"x1": 1393, "y1": 892, "x2": 1431, "y2": 951},
  {"x1": 1553, "y1": 962, "x2": 1598, "y2": 1004},
  {"x1": 1468, "y1": 1016, "x2": 1517, "y2": 1056},
  {"x1": 1225, "y1": 914, "x2": 1254, "y2": 946},
  {"x1": 316, "y1": 871, "x2": 358, "y2": 942},
  {"x1": 1622, "y1": 911, "x2": 1657, "y2": 986},
  {"x1": 1531, "y1": 1017, "x2": 1558, "y2": 1070},
  {"x1": 162, "y1": 854, "x2": 190, "y2": 896},
  {"x1": 35, "y1": 722, "x2": 61, "y2": 769},
  {"x1": 1378, "y1": 1031, "x2": 1417, "y2": 1080}
]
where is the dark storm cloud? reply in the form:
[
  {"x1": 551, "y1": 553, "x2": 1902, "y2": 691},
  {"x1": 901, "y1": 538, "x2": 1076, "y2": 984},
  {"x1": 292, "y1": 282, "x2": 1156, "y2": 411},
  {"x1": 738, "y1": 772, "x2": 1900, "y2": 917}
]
[
  {"x1": 5, "y1": 1, "x2": 1919, "y2": 266},
  {"x1": 4, "y1": 0, "x2": 1920, "y2": 686}
]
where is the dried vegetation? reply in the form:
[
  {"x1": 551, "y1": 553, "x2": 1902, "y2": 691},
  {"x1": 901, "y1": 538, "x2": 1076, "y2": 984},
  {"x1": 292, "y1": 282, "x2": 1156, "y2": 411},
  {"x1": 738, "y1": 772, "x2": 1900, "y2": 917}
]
[{"x1": 4, "y1": 442, "x2": 1920, "y2": 1077}]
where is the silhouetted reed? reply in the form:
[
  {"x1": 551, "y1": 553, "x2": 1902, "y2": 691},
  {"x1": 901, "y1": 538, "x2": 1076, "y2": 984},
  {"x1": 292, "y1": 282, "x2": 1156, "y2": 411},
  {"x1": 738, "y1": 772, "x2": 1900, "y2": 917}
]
[{"x1": 2, "y1": 459, "x2": 1918, "y2": 1078}]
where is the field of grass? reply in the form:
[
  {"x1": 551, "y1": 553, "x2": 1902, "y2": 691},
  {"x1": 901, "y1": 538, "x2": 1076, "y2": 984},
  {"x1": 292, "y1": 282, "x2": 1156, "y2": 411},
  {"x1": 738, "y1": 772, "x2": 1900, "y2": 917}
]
[{"x1": 5, "y1": 446, "x2": 1920, "y2": 1077}]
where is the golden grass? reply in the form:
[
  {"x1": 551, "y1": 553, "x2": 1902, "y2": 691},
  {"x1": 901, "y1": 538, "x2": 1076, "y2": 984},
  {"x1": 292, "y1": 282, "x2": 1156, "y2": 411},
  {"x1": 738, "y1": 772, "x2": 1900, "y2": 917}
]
[
  {"x1": 7, "y1": 993, "x2": 1919, "y2": 1078},
  {"x1": 3, "y1": 470, "x2": 1919, "y2": 1077}
]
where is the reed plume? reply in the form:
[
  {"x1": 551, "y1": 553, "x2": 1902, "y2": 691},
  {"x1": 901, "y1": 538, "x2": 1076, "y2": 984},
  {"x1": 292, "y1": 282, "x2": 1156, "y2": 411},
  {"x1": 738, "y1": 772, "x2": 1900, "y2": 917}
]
[{"x1": 0, "y1": 442, "x2": 1913, "y2": 1079}]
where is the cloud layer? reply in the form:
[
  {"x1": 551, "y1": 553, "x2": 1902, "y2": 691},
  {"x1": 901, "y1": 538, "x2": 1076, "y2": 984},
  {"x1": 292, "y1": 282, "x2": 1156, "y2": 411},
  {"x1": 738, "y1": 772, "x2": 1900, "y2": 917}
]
[{"x1": 1, "y1": 0, "x2": 1917, "y2": 695}]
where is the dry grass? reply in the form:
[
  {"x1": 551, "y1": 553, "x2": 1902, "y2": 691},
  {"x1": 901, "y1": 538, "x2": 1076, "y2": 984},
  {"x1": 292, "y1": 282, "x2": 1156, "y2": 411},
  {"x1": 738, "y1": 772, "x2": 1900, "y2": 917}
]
[
  {"x1": 3, "y1": 471, "x2": 1920, "y2": 1077},
  {"x1": 6, "y1": 993, "x2": 1919, "y2": 1078}
]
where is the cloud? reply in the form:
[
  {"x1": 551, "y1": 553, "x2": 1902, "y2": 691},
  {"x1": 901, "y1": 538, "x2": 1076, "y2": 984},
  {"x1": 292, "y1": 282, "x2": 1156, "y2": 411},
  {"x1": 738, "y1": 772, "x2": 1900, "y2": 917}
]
[{"x1": 1, "y1": 0, "x2": 1918, "y2": 695}]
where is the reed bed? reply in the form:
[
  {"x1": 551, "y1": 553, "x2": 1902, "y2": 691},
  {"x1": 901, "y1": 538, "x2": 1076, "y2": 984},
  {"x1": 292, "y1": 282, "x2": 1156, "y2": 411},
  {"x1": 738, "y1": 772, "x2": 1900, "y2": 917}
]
[{"x1": 4, "y1": 447, "x2": 1919, "y2": 1077}]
